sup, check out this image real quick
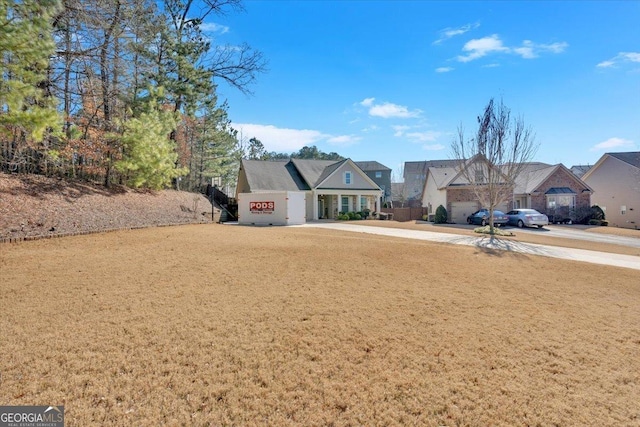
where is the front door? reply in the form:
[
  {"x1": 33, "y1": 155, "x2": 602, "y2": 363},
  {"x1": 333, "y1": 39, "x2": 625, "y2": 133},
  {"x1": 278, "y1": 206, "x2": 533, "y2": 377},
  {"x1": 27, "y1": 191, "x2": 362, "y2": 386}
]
[{"x1": 318, "y1": 198, "x2": 325, "y2": 219}]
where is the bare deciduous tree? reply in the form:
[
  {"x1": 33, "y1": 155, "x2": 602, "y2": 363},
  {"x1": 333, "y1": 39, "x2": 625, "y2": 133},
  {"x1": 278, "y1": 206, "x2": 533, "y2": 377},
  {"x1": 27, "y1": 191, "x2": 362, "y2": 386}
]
[{"x1": 452, "y1": 98, "x2": 538, "y2": 234}]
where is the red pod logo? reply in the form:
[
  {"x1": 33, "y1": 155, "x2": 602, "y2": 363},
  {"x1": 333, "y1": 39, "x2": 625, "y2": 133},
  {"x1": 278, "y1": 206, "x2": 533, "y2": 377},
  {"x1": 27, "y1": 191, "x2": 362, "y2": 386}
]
[{"x1": 249, "y1": 201, "x2": 275, "y2": 213}]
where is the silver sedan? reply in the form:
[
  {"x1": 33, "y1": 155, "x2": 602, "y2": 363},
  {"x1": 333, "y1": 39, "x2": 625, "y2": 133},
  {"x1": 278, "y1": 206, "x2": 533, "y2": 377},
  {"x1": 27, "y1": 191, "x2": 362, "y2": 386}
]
[{"x1": 506, "y1": 209, "x2": 549, "y2": 228}]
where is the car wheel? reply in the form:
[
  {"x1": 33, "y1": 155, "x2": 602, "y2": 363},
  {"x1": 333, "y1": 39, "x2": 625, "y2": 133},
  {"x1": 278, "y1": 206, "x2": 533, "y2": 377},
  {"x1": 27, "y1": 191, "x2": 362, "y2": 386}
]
[
  {"x1": 537, "y1": 225, "x2": 543, "y2": 229},
  {"x1": 481, "y1": 219, "x2": 486, "y2": 226},
  {"x1": 467, "y1": 218, "x2": 472, "y2": 224},
  {"x1": 517, "y1": 220, "x2": 524, "y2": 228}
]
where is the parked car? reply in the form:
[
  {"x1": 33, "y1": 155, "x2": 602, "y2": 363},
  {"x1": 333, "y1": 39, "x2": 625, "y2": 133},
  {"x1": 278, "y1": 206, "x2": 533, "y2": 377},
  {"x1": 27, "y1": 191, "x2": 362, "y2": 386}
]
[
  {"x1": 506, "y1": 209, "x2": 549, "y2": 228},
  {"x1": 466, "y1": 209, "x2": 509, "y2": 226}
]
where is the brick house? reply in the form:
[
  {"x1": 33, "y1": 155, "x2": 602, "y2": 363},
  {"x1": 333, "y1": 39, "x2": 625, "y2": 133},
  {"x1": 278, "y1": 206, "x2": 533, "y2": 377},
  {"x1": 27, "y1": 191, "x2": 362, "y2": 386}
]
[{"x1": 421, "y1": 158, "x2": 592, "y2": 223}]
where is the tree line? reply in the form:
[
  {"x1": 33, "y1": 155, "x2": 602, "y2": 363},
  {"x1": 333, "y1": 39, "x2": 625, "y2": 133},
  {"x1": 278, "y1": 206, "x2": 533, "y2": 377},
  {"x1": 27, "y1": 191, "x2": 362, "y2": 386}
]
[{"x1": 1, "y1": 0, "x2": 267, "y2": 191}]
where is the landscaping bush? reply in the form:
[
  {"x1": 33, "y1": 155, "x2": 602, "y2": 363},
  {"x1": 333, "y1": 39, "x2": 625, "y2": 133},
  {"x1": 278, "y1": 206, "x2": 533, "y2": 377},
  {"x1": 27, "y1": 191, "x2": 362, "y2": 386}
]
[
  {"x1": 591, "y1": 205, "x2": 605, "y2": 220},
  {"x1": 354, "y1": 213, "x2": 362, "y2": 220},
  {"x1": 337, "y1": 214, "x2": 349, "y2": 220},
  {"x1": 422, "y1": 214, "x2": 429, "y2": 221},
  {"x1": 434, "y1": 205, "x2": 448, "y2": 224}
]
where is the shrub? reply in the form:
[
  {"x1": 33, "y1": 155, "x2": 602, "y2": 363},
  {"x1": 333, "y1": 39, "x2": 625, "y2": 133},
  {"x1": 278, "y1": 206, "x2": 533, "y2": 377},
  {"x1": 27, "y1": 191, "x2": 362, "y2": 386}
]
[
  {"x1": 592, "y1": 205, "x2": 605, "y2": 220},
  {"x1": 434, "y1": 205, "x2": 448, "y2": 224},
  {"x1": 354, "y1": 213, "x2": 362, "y2": 220},
  {"x1": 347, "y1": 211, "x2": 357, "y2": 220},
  {"x1": 422, "y1": 214, "x2": 429, "y2": 221},
  {"x1": 337, "y1": 214, "x2": 349, "y2": 220}
]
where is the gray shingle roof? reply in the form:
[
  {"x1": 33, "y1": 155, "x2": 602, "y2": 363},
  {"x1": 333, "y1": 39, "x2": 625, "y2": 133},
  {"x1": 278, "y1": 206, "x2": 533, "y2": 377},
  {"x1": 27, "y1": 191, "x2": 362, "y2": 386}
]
[
  {"x1": 609, "y1": 152, "x2": 640, "y2": 169},
  {"x1": 290, "y1": 159, "x2": 342, "y2": 187},
  {"x1": 241, "y1": 159, "x2": 310, "y2": 191},
  {"x1": 355, "y1": 161, "x2": 391, "y2": 171}
]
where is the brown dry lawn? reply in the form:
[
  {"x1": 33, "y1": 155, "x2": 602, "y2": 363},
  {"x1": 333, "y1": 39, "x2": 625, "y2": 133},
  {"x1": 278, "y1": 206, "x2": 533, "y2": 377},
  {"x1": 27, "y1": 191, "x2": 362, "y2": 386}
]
[{"x1": 1, "y1": 224, "x2": 639, "y2": 426}]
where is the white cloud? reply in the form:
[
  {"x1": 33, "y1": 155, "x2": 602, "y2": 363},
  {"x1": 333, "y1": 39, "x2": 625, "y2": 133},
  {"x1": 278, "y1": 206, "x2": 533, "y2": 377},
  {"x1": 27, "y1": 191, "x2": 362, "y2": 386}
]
[
  {"x1": 360, "y1": 97, "x2": 375, "y2": 107},
  {"x1": 435, "y1": 67, "x2": 454, "y2": 73},
  {"x1": 422, "y1": 144, "x2": 446, "y2": 151},
  {"x1": 513, "y1": 40, "x2": 568, "y2": 59},
  {"x1": 597, "y1": 51, "x2": 640, "y2": 68},
  {"x1": 589, "y1": 137, "x2": 635, "y2": 152},
  {"x1": 406, "y1": 131, "x2": 442, "y2": 143},
  {"x1": 597, "y1": 60, "x2": 615, "y2": 68},
  {"x1": 200, "y1": 22, "x2": 230, "y2": 34},
  {"x1": 358, "y1": 98, "x2": 420, "y2": 118},
  {"x1": 327, "y1": 135, "x2": 361, "y2": 147},
  {"x1": 456, "y1": 35, "x2": 568, "y2": 63},
  {"x1": 370, "y1": 102, "x2": 421, "y2": 119},
  {"x1": 235, "y1": 123, "x2": 327, "y2": 152},
  {"x1": 392, "y1": 125, "x2": 410, "y2": 137},
  {"x1": 434, "y1": 22, "x2": 480, "y2": 44},
  {"x1": 457, "y1": 34, "x2": 509, "y2": 62}
]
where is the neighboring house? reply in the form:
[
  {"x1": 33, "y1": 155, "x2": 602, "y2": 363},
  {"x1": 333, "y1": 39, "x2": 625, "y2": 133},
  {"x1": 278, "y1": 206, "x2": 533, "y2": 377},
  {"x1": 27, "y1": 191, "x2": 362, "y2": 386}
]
[
  {"x1": 582, "y1": 152, "x2": 640, "y2": 229},
  {"x1": 391, "y1": 182, "x2": 408, "y2": 207},
  {"x1": 570, "y1": 165, "x2": 592, "y2": 178},
  {"x1": 403, "y1": 160, "x2": 458, "y2": 207},
  {"x1": 420, "y1": 156, "x2": 512, "y2": 224},
  {"x1": 420, "y1": 158, "x2": 592, "y2": 224},
  {"x1": 355, "y1": 161, "x2": 392, "y2": 204},
  {"x1": 512, "y1": 163, "x2": 593, "y2": 222},
  {"x1": 237, "y1": 158, "x2": 383, "y2": 220}
]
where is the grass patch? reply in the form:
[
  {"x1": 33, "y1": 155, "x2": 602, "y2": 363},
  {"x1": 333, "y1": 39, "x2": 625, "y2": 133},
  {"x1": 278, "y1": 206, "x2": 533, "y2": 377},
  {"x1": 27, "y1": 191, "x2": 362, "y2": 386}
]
[
  {"x1": 473, "y1": 225, "x2": 515, "y2": 236},
  {"x1": 1, "y1": 224, "x2": 639, "y2": 426}
]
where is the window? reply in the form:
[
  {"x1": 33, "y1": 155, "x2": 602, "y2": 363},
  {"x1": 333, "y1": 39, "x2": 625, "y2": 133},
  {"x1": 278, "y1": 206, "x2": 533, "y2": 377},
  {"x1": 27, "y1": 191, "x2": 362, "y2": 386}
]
[
  {"x1": 547, "y1": 195, "x2": 575, "y2": 209},
  {"x1": 375, "y1": 171, "x2": 382, "y2": 178},
  {"x1": 621, "y1": 205, "x2": 627, "y2": 215},
  {"x1": 341, "y1": 196, "x2": 349, "y2": 213},
  {"x1": 360, "y1": 197, "x2": 367, "y2": 211},
  {"x1": 474, "y1": 169, "x2": 484, "y2": 183},
  {"x1": 344, "y1": 171, "x2": 352, "y2": 185}
]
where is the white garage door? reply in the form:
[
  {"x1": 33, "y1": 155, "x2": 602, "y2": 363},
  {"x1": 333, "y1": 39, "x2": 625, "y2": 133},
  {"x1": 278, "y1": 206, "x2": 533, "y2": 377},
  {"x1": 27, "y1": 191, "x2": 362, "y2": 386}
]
[
  {"x1": 450, "y1": 201, "x2": 479, "y2": 224},
  {"x1": 496, "y1": 202, "x2": 510, "y2": 213}
]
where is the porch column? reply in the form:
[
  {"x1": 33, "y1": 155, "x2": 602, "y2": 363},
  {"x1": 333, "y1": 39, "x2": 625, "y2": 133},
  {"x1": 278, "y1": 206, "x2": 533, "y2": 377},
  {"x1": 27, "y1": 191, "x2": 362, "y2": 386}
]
[
  {"x1": 356, "y1": 194, "x2": 361, "y2": 212},
  {"x1": 312, "y1": 190, "x2": 318, "y2": 220},
  {"x1": 337, "y1": 193, "x2": 342, "y2": 214}
]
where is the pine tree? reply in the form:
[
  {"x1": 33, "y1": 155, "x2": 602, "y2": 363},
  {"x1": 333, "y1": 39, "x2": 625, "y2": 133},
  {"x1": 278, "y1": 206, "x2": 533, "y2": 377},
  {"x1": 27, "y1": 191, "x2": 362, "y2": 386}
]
[
  {"x1": 0, "y1": 0, "x2": 61, "y2": 172},
  {"x1": 115, "y1": 96, "x2": 188, "y2": 190}
]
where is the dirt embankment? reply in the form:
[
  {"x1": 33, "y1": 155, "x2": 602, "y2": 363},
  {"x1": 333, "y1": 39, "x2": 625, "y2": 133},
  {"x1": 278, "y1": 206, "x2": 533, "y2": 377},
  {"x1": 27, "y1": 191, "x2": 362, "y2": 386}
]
[{"x1": 0, "y1": 173, "x2": 215, "y2": 242}]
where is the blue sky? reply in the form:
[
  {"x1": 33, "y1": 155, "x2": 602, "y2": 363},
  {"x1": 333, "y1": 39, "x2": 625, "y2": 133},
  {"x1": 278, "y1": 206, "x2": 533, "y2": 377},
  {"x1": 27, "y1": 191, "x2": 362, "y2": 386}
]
[{"x1": 205, "y1": 1, "x2": 639, "y2": 179}]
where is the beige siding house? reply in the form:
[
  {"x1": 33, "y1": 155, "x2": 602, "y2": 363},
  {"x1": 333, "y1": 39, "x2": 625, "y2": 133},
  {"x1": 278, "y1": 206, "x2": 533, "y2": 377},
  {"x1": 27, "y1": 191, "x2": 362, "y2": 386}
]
[
  {"x1": 582, "y1": 152, "x2": 640, "y2": 229},
  {"x1": 237, "y1": 158, "x2": 383, "y2": 221},
  {"x1": 421, "y1": 157, "x2": 592, "y2": 223}
]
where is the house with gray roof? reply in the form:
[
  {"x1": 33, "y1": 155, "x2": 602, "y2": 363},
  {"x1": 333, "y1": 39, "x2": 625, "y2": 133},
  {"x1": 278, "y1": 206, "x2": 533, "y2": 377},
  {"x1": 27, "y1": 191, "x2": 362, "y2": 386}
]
[
  {"x1": 355, "y1": 161, "x2": 392, "y2": 203},
  {"x1": 582, "y1": 152, "x2": 640, "y2": 229},
  {"x1": 403, "y1": 160, "x2": 459, "y2": 207},
  {"x1": 419, "y1": 157, "x2": 592, "y2": 224},
  {"x1": 237, "y1": 158, "x2": 383, "y2": 220}
]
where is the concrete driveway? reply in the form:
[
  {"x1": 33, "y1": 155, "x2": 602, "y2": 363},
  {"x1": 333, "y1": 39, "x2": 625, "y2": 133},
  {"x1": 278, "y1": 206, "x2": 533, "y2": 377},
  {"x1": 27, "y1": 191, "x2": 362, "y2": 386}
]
[
  {"x1": 510, "y1": 224, "x2": 640, "y2": 249},
  {"x1": 302, "y1": 222, "x2": 640, "y2": 271}
]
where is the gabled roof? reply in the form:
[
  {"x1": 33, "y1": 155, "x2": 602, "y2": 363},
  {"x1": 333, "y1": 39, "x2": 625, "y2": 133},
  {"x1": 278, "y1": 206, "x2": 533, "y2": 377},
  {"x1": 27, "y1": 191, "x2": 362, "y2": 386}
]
[
  {"x1": 570, "y1": 165, "x2": 592, "y2": 178},
  {"x1": 609, "y1": 152, "x2": 640, "y2": 169},
  {"x1": 240, "y1": 159, "x2": 309, "y2": 192},
  {"x1": 355, "y1": 161, "x2": 391, "y2": 171},
  {"x1": 428, "y1": 166, "x2": 458, "y2": 189},
  {"x1": 404, "y1": 160, "x2": 458, "y2": 176},
  {"x1": 289, "y1": 159, "x2": 339, "y2": 187},
  {"x1": 240, "y1": 158, "x2": 382, "y2": 193},
  {"x1": 513, "y1": 163, "x2": 592, "y2": 194}
]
